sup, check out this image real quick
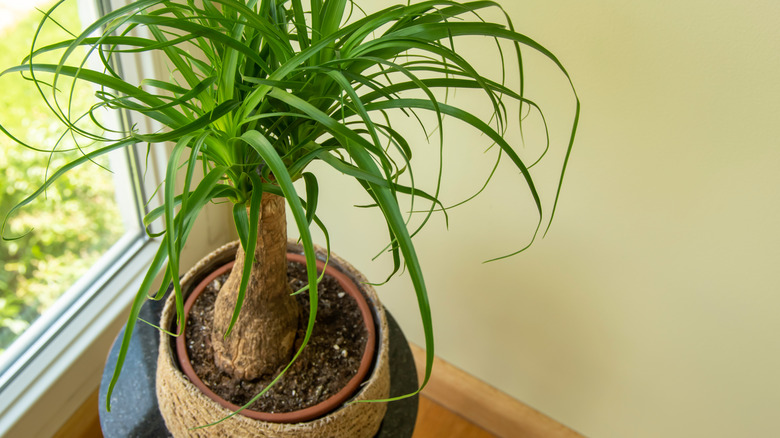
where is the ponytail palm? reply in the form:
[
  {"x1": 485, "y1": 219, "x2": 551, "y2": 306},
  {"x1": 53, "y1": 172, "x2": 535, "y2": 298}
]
[{"x1": 1, "y1": 0, "x2": 579, "y2": 413}]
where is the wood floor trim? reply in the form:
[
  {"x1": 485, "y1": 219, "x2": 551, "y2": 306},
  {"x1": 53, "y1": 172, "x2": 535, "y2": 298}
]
[{"x1": 410, "y1": 344, "x2": 584, "y2": 438}]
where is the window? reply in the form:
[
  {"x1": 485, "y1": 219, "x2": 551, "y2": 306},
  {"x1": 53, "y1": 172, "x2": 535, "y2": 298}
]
[
  {"x1": 0, "y1": 0, "x2": 139, "y2": 367},
  {"x1": 0, "y1": 0, "x2": 232, "y2": 434},
  {"x1": 0, "y1": 0, "x2": 235, "y2": 437},
  {"x1": 0, "y1": 0, "x2": 158, "y2": 435}
]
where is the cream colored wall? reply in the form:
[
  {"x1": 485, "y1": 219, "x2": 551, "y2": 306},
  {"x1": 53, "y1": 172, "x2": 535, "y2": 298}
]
[{"x1": 288, "y1": 1, "x2": 780, "y2": 436}]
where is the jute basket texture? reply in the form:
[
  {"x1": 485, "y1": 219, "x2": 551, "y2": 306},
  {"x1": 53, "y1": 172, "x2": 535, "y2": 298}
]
[{"x1": 156, "y1": 240, "x2": 390, "y2": 437}]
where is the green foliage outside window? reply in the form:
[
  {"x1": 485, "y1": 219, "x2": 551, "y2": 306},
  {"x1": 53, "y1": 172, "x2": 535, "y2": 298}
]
[{"x1": 0, "y1": 1, "x2": 124, "y2": 353}]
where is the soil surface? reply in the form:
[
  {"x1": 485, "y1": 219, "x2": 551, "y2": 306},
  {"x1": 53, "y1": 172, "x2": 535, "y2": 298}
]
[{"x1": 184, "y1": 260, "x2": 369, "y2": 413}]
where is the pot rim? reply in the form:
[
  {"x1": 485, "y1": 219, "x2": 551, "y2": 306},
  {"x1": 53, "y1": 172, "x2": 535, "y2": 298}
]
[{"x1": 174, "y1": 252, "x2": 378, "y2": 423}]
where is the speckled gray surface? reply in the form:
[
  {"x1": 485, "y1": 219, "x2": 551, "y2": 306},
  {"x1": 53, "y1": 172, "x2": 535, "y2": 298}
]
[{"x1": 98, "y1": 297, "x2": 418, "y2": 437}]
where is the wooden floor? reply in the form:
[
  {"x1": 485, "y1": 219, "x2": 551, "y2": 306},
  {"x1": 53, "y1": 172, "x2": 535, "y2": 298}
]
[
  {"x1": 56, "y1": 344, "x2": 582, "y2": 438},
  {"x1": 414, "y1": 396, "x2": 497, "y2": 438}
]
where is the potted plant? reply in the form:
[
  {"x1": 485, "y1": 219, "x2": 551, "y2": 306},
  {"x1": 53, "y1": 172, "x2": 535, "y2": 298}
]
[{"x1": 1, "y1": 0, "x2": 579, "y2": 436}]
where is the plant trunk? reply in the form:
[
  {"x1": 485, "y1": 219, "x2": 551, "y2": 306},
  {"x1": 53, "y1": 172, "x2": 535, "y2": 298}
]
[{"x1": 211, "y1": 193, "x2": 299, "y2": 381}]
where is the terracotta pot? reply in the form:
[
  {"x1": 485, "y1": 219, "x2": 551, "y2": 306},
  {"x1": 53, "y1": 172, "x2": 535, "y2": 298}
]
[
  {"x1": 174, "y1": 253, "x2": 378, "y2": 423},
  {"x1": 156, "y1": 240, "x2": 390, "y2": 438}
]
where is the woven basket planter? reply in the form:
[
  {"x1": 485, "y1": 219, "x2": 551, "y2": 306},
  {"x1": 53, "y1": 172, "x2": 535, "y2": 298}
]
[{"x1": 156, "y1": 240, "x2": 390, "y2": 437}]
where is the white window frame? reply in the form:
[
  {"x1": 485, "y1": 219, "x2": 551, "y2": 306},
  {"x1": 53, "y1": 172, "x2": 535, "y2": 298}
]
[{"x1": 0, "y1": 1, "x2": 233, "y2": 436}]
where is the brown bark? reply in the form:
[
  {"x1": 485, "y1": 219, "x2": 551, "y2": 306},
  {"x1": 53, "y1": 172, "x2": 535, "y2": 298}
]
[{"x1": 211, "y1": 193, "x2": 299, "y2": 380}]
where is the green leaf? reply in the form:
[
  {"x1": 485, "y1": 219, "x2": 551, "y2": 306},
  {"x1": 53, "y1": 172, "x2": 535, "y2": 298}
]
[
  {"x1": 232, "y1": 202, "x2": 250, "y2": 251},
  {"x1": 164, "y1": 135, "x2": 194, "y2": 335},
  {"x1": 132, "y1": 100, "x2": 240, "y2": 143},
  {"x1": 302, "y1": 172, "x2": 319, "y2": 226},
  {"x1": 106, "y1": 237, "x2": 170, "y2": 411}
]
